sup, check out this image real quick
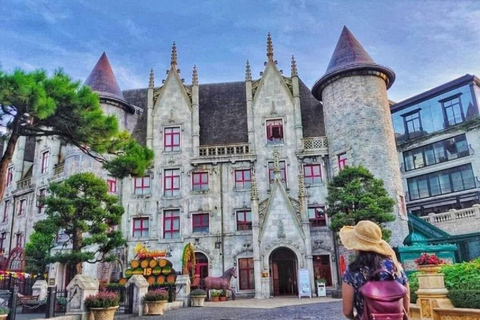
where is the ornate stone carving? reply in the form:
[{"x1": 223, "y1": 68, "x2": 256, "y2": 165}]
[
  {"x1": 289, "y1": 197, "x2": 301, "y2": 220},
  {"x1": 251, "y1": 169, "x2": 259, "y2": 200},
  {"x1": 277, "y1": 220, "x2": 286, "y2": 239},
  {"x1": 258, "y1": 199, "x2": 269, "y2": 229},
  {"x1": 233, "y1": 243, "x2": 253, "y2": 259},
  {"x1": 312, "y1": 240, "x2": 333, "y2": 252}
]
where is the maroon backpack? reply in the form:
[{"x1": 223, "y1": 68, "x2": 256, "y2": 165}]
[{"x1": 359, "y1": 269, "x2": 408, "y2": 320}]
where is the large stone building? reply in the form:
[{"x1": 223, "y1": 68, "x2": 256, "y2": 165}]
[{"x1": 1, "y1": 27, "x2": 411, "y2": 297}]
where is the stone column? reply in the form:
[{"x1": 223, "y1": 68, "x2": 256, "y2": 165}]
[
  {"x1": 66, "y1": 275, "x2": 99, "y2": 320},
  {"x1": 175, "y1": 274, "x2": 191, "y2": 307},
  {"x1": 250, "y1": 171, "x2": 262, "y2": 299},
  {"x1": 125, "y1": 275, "x2": 149, "y2": 316},
  {"x1": 415, "y1": 267, "x2": 453, "y2": 320}
]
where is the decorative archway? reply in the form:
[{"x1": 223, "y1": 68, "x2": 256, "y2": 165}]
[
  {"x1": 7, "y1": 247, "x2": 24, "y2": 272},
  {"x1": 269, "y1": 247, "x2": 298, "y2": 296}
]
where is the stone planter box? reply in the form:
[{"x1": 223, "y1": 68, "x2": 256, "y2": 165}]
[
  {"x1": 145, "y1": 300, "x2": 167, "y2": 315},
  {"x1": 89, "y1": 306, "x2": 118, "y2": 320},
  {"x1": 191, "y1": 295, "x2": 207, "y2": 307}
]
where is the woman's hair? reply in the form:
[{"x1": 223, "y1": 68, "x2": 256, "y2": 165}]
[{"x1": 348, "y1": 250, "x2": 393, "y2": 273}]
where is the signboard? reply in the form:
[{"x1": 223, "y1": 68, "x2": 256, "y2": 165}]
[{"x1": 297, "y1": 268, "x2": 312, "y2": 298}]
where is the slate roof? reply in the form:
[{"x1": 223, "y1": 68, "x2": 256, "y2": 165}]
[{"x1": 122, "y1": 78, "x2": 325, "y2": 146}]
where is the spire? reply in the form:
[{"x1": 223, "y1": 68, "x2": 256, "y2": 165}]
[
  {"x1": 312, "y1": 26, "x2": 395, "y2": 100},
  {"x1": 171, "y1": 42, "x2": 177, "y2": 68},
  {"x1": 85, "y1": 52, "x2": 125, "y2": 101},
  {"x1": 266, "y1": 33, "x2": 274, "y2": 62},
  {"x1": 291, "y1": 55, "x2": 298, "y2": 77},
  {"x1": 245, "y1": 60, "x2": 252, "y2": 81},
  {"x1": 192, "y1": 65, "x2": 198, "y2": 86},
  {"x1": 149, "y1": 68, "x2": 154, "y2": 88},
  {"x1": 251, "y1": 169, "x2": 258, "y2": 200},
  {"x1": 298, "y1": 168, "x2": 306, "y2": 199}
]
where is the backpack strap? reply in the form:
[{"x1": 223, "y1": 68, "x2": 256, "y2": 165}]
[{"x1": 369, "y1": 268, "x2": 395, "y2": 281}]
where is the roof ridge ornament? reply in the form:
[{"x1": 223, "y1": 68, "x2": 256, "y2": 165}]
[
  {"x1": 149, "y1": 68, "x2": 154, "y2": 88},
  {"x1": 192, "y1": 65, "x2": 198, "y2": 86},
  {"x1": 291, "y1": 55, "x2": 298, "y2": 77},
  {"x1": 245, "y1": 60, "x2": 252, "y2": 81},
  {"x1": 267, "y1": 32, "x2": 274, "y2": 62},
  {"x1": 171, "y1": 41, "x2": 178, "y2": 68}
]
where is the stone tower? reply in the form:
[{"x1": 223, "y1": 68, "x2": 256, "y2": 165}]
[{"x1": 311, "y1": 26, "x2": 408, "y2": 246}]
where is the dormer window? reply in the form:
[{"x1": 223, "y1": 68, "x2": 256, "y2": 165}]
[
  {"x1": 164, "y1": 127, "x2": 180, "y2": 152},
  {"x1": 266, "y1": 119, "x2": 284, "y2": 144}
]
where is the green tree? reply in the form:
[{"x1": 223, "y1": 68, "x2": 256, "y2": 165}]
[
  {"x1": 27, "y1": 172, "x2": 126, "y2": 276},
  {"x1": 326, "y1": 165, "x2": 396, "y2": 241},
  {"x1": 0, "y1": 69, "x2": 153, "y2": 198},
  {"x1": 24, "y1": 220, "x2": 57, "y2": 275}
]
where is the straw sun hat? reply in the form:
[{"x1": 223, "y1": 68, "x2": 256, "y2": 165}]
[{"x1": 339, "y1": 220, "x2": 403, "y2": 271}]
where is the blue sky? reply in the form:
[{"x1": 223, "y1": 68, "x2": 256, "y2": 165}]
[{"x1": 1, "y1": 0, "x2": 479, "y2": 102}]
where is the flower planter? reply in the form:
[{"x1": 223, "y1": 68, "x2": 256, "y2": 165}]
[
  {"x1": 219, "y1": 296, "x2": 227, "y2": 302},
  {"x1": 146, "y1": 300, "x2": 167, "y2": 315},
  {"x1": 0, "y1": 314, "x2": 7, "y2": 320},
  {"x1": 89, "y1": 306, "x2": 118, "y2": 320},
  {"x1": 211, "y1": 296, "x2": 220, "y2": 302},
  {"x1": 191, "y1": 295, "x2": 207, "y2": 307},
  {"x1": 418, "y1": 264, "x2": 442, "y2": 274}
]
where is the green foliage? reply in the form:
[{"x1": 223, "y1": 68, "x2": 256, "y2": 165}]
[
  {"x1": 190, "y1": 289, "x2": 207, "y2": 296},
  {"x1": 25, "y1": 220, "x2": 58, "y2": 275},
  {"x1": 211, "y1": 290, "x2": 221, "y2": 298},
  {"x1": 326, "y1": 166, "x2": 396, "y2": 241},
  {"x1": 447, "y1": 290, "x2": 480, "y2": 309},
  {"x1": 408, "y1": 272, "x2": 419, "y2": 303},
  {"x1": 25, "y1": 172, "x2": 126, "y2": 276},
  {"x1": 0, "y1": 307, "x2": 9, "y2": 315}
]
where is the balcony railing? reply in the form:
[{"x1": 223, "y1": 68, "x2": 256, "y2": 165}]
[
  {"x1": 299, "y1": 137, "x2": 328, "y2": 155},
  {"x1": 16, "y1": 178, "x2": 32, "y2": 189},
  {"x1": 53, "y1": 163, "x2": 65, "y2": 176},
  {"x1": 420, "y1": 205, "x2": 480, "y2": 225},
  {"x1": 198, "y1": 144, "x2": 251, "y2": 157}
]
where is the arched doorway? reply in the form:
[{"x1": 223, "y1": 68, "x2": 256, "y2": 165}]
[
  {"x1": 270, "y1": 247, "x2": 298, "y2": 296},
  {"x1": 194, "y1": 252, "x2": 209, "y2": 280}
]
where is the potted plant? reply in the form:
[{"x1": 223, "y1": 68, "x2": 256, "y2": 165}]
[
  {"x1": 210, "y1": 290, "x2": 220, "y2": 302},
  {"x1": 190, "y1": 289, "x2": 207, "y2": 307},
  {"x1": 84, "y1": 291, "x2": 120, "y2": 320},
  {"x1": 415, "y1": 253, "x2": 444, "y2": 274},
  {"x1": 0, "y1": 307, "x2": 9, "y2": 320},
  {"x1": 219, "y1": 290, "x2": 227, "y2": 302},
  {"x1": 143, "y1": 289, "x2": 168, "y2": 315},
  {"x1": 55, "y1": 297, "x2": 67, "y2": 313}
]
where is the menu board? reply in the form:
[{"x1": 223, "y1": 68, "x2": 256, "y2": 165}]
[{"x1": 297, "y1": 268, "x2": 312, "y2": 298}]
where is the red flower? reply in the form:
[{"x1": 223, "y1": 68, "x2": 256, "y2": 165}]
[{"x1": 415, "y1": 253, "x2": 444, "y2": 266}]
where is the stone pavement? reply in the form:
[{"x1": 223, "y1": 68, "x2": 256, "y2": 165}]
[{"x1": 204, "y1": 296, "x2": 340, "y2": 309}]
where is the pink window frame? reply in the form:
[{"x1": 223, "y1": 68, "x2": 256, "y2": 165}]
[
  {"x1": 0, "y1": 232, "x2": 6, "y2": 252},
  {"x1": 15, "y1": 233, "x2": 23, "y2": 248},
  {"x1": 2, "y1": 200, "x2": 9, "y2": 222},
  {"x1": 236, "y1": 210, "x2": 252, "y2": 231},
  {"x1": 192, "y1": 213, "x2": 209, "y2": 234},
  {"x1": 308, "y1": 206, "x2": 327, "y2": 227},
  {"x1": 41, "y1": 151, "x2": 49, "y2": 174},
  {"x1": 303, "y1": 164, "x2": 322, "y2": 184},
  {"x1": 18, "y1": 199, "x2": 26, "y2": 216},
  {"x1": 192, "y1": 172, "x2": 208, "y2": 191},
  {"x1": 266, "y1": 119, "x2": 284, "y2": 144},
  {"x1": 107, "y1": 179, "x2": 117, "y2": 193},
  {"x1": 235, "y1": 169, "x2": 251, "y2": 189},
  {"x1": 164, "y1": 127, "x2": 181, "y2": 152},
  {"x1": 238, "y1": 258, "x2": 255, "y2": 290},
  {"x1": 134, "y1": 176, "x2": 150, "y2": 195},
  {"x1": 163, "y1": 210, "x2": 180, "y2": 239},
  {"x1": 164, "y1": 169, "x2": 180, "y2": 196},
  {"x1": 338, "y1": 153, "x2": 347, "y2": 171},
  {"x1": 6, "y1": 167, "x2": 13, "y2": 187},
  {"x1": 132, "y1": 217, "x2": 149, "y2": 238}
]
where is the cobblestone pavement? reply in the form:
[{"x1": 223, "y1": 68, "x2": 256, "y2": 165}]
[{"x1": 124, "y1": 301, "x2": 344, "y2": 320}]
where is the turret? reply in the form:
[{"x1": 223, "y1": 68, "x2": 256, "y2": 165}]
[{"x1": 311, "y1": 26, "x2": 408, "y2": 246}]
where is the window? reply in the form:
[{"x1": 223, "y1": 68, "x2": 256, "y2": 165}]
[
  {"x1": 407, "y1": 164, "x2": 476, "y2": 200},
  {"x1": 235, "y1": 169, "x2": 251, "y2": 189},
  {"x1": 134, "y1": 176, "x2": 151, "y2": 195},
  {"x1": 164, "y1": 210, "x2": 180, "y2": 239},
  {"x1": 6, "y1": 167, "x2": 13, "y2": 187},
  {"x1": 164, "y1": 127, "x2": 181, "y2": 152},
  {"x1": 18, "y1": 199, "x2": 26, "y2": 216},
  {"x1": 107, "y1": 179, "x2": 117, "y2": 193},
  {"x1": 2, "y1": 200, "x2": 9, "y2": 223},
  {"x1": 266, "y1": 119, "x2": 284, "y2": 144},
  {"x1": 192, "y1": 172, "x2": 208, "y2": 191},
  {"x1": 308, "y1": 206, "x2": 327, "y2": 227},
  {"x1": 41, "y1": 151, "x2": 50, "y2": 174},
  {"x1": 303, "y1": 164, "x2": 322, "y2": 185},
  {"x1": 442, "y1": 95, "x2": 464, "y2": 127},
  {"x1": 404, "y1": 135, "x2": 470, "y2": 171},
  {"x1": 164, "y1": 169, "x2": 180, "y2": 196},
  {"x1": 132, "y1": 217, "x2": 149, "y2": 238},
  {"x1": 37, "y1": 188, "x2": 46, "y2": 214},
  {"x1": 192, "y1": 213, "x2": 209, "y2": 234},
  {"x1": 402, "y1": 110, "x2": 423, "y2": 139},
  {"x1": 268, "y1": 161, "x2": 286, "y2": 185},
  {"x1": 238, "y1": 258, "x2": 255, "y2": 290},
  {"x1": 338, "y1": 153, "x2": 347, "y2": 171},
  {"x1": 236, "y1": 209, "x2": 252, "y2": 231},
  {"x1": 15, "y1": 233, "x2": 23, "y2": 248},
  {"x1": 0, "y1": 232, "x2": 6, "y2": 252}
]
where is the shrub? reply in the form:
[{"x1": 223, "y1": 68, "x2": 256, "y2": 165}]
[
  {"x1": 448, "y1": 290, "x2": 480, "y2": 309},
  {"x1": 84, "y1": 291, "x2": 120, "y2": 309},
  {"x1": 143, "y1": 289, "x2": 168, "y2": 302},
  {"x1": 220, "y1": 290, "x2": 227, "y2": 297},
  {"x1": 0, "y1": 307, "x2": 9, "y2": 315},
  {"x1": 190, "y1": 289, "x2": 207, "y2": 296},
  {"x1": 408, "y1": 272, "x2": 419, "y2": 304},
  {"x1": 211, "y1": 290, "x2": 221, "y2": 298}
]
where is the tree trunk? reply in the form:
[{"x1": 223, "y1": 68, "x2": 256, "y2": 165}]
[
  {"x1": 72, "y1": 227, "x2": 83, "y2": 275},
  {"x1": 0, "y1": 115, "x2": 21, "y2": 199}
]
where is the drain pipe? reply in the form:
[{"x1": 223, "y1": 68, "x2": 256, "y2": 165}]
[{"x1": 220, "y1": 164, "x2": 225, "y2": 273}]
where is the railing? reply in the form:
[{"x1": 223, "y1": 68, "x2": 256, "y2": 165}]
[
  {"x1": 301, "y1": 137, "x2": 328, "y2": 151},
  {"x1": 198, "y1": 143, "x2": 251, "y2": 157},
  {"x1": 53, "y1": 163, "x2": 65, "y2": 176},
  {"x1": 420, "y1": 205, "x2": 480, "y2": 225},
  {"x1": 16, "y1": 178, "x2": 32, "y2": 189}
]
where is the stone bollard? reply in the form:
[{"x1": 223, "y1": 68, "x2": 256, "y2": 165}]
[
  {"x1": 66, "y1": 275, "x2": 99, "y2": 320},
  {"x1": 175, "y1": 275, "x2": 191, "y2": 307},
  {"x1": 415, "y1": 265, "x2": 453, "y2": 320},
  {"x1": 125, "y1": 275, "x2": 149, "y2": 316},
  {"x1": 260, "y1": 277, "x2": 270, "y2": 299},
  {"x1": 32, "y1": 279, "x2": 48, "y2": 301}
]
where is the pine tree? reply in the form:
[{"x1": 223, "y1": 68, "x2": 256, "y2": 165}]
[{"x1": 326, "y1": 166, "x2": 396, "y2": 241}]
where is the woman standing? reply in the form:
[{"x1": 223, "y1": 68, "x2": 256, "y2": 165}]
[{"x1": 339, "y1": 220, "x2": 410, "y2": 320}]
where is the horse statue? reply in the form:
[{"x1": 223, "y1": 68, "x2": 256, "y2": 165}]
[{"x1": 203, "y1": 267, "x2": 237, "y2": 300}]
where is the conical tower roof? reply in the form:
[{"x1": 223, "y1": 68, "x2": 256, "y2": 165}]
[{"x1": 312, "y1": 26, "x2": 395, "y2": 100}]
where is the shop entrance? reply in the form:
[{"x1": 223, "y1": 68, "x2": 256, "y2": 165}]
[{"x1": 270, "y1": 247, "x2": 298, "y2": 296}]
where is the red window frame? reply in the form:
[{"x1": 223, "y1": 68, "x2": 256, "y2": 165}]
[
  {"x1": 192, "y1": 213, "x2": 209, "y2": 234},
  {"x1": 132, "y1": 217, "x2": 149, "y2": 238},
  {"x1": 164, "y1": 169, "x2": 180, "y2": 196},
  {"x1": 15, "y1": 233, "x2": 23, "y2": 248},
  {"x1": 268, "y1": 161, "x2": 287, "y2": 184},
  {"x1": 236, "y1": 210, "x2": 252, "y2": 231},
  {"x1": 2, "y1": 200, "x2": 9, "y2": 222},
  {"x1": 308, "y1": 206, "x2": 327, "y2": 227},
  {"x1": 37, "y1": 188, "x2": 46, "y2": 214},
  {"x1": 192, "y1": 172, "x2": 208, "y2": 191},
  {"x1": 238, "y1": 258, "x2": 255, "y2": 290},
  {"x1": 41, "y1": 151, "x2": 49, "y2": 174},
  {"x1": 107, "y1": 179, "x2": 117, "y2": 193},
  {"x1": 164, "y1": 210, "x2": 180, "y2": 239},
  {"x1": 6, "y1": 167, "x2": 13, "y2": 187},
  {"x1": 18, "y1": 199, "x2": 26, "y2": 216},
  {"x1": 266, "y1": 119, "x2": 284, "y2": 144},
  {"x1": 338, "y1": 153, "x2": 347, "y2": 171},
  {"x1": 235, "y1": 169, "x2": 251, "y2": 189},
  {"x1": 0, "y1": 232, "x2": 6, "y2": 252},
  {"x1": 134, "y1": 176, "x2": 150, "y2": 195},
  {"x1": 164, "y1": 127, "x2": 181, "y2": 152},
  {"x1": 304, "y1": 164, "x2": 322, "y2": 185}
]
